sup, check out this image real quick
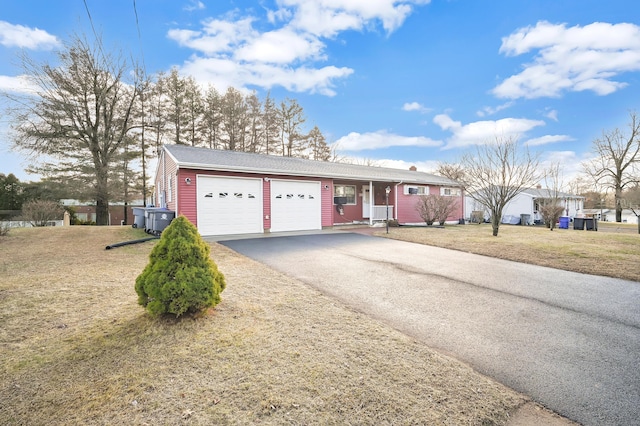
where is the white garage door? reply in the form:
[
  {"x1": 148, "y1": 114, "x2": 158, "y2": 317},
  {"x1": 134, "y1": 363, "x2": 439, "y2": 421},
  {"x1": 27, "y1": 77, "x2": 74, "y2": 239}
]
[
  {"x1": 197, "y1": 176, "x2": 263, "y2": 236},
  {"x1": 271, "y1": 180, "x2": 321, "y2": 232}
]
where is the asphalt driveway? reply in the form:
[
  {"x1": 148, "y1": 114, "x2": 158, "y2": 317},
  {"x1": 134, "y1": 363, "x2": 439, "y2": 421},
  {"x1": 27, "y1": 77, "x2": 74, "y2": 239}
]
[{"x1": 219, "y1": 232, "x2": 640, "y2": 426}]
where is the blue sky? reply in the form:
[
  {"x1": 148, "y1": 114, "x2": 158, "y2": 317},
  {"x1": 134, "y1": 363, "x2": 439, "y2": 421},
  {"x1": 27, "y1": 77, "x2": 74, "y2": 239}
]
[{"x1": 1, "y1": 0, "x2": 639, "y2": 184}]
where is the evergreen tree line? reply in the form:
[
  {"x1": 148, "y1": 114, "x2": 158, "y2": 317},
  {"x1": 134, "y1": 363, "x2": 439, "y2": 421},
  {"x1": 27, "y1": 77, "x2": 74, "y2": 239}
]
[
  {"x1": 150, "y1": 69, "x2": 332, "y2": 160},
  {"x1": 4, "y1": 36, "x2": 333, "y2": 225}
]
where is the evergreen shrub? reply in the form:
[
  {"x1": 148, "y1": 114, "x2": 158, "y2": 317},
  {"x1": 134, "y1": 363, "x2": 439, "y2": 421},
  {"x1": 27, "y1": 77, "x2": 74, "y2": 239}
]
[{"x1": 135, "y1": 215, "x2": 226, "y2": 317}]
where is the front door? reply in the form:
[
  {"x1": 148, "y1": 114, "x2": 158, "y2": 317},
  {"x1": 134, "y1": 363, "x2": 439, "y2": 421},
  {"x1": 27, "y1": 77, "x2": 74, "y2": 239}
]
[{"x1": 362, "y1": 187, "x2": 370, "y2": 218}]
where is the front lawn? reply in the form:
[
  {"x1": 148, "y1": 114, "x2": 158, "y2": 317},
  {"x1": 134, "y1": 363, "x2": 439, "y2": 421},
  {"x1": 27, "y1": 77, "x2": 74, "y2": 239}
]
[
  {"x1": 378, "y1": 222, "x2": 639, "y2": 282},
  {"x1": 0, "y1": 226, "x2": 527, "y2": 425}
]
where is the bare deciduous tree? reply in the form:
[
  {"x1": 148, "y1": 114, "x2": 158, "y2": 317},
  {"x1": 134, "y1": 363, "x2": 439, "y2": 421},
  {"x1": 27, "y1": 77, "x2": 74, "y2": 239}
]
[
  {"x1": 8, "y1": 35, "x2": 139, "y2": 225},
  {"x1": 460, "y1": 136, "x2": 540, "y2": 236},
  {"x1": 538, "y1": 162, "x2": 565, "y2": 230},
  {"x1": 436, "y1": 162, "x2": 466, "y2": 184},
  {"x1": 583, "y1": 111, "x2": 640, "y2": 222},
  {"x1": 416, "y1": 194, "x2": 459, "y2": 226},
  {"x1": 621, "y1": 185, "x2": 640, "y2": 234},
  {"x1": 20, "y1": 200, "x2": 64, "y2": 227}
]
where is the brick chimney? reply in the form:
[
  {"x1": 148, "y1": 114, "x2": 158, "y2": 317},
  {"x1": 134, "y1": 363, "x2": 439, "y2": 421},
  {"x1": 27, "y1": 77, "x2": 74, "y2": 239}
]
[{"x1": 409, "y1": 165, "x2": 417, "y2": 171}]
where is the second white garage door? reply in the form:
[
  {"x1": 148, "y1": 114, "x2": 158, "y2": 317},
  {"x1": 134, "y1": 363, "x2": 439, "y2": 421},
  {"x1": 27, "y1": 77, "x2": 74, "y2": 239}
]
[
  {"x1": 270, "y1": 180, "x2": 321, "y2": 232},
  {"x1": 197, "y1": 176, "x2": 263, "y2": 236}
]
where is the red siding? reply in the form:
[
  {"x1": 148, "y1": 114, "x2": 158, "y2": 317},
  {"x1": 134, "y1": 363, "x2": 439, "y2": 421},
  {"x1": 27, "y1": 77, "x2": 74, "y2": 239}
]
[
  {"x1": 263, "y1": 180, "x2": 271, "y2": 231},
  {"x1": 396, "y1": 184, "x2": 464, "y2": 224},
  {"x1": 321, "y1": 179, "x2": 333, "y2": 227},
  {"x1": 177, "y1": 169, "x2": 198, "y2": 226}
]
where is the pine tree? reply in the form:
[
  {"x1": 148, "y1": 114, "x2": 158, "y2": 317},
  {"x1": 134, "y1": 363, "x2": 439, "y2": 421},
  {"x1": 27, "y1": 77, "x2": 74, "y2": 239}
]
[{"x1": 135, "y1": 215, "x2": 226, "y2": 317}]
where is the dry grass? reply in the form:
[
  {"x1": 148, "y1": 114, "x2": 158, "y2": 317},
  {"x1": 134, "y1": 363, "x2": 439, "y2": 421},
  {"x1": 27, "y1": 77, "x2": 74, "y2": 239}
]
[
  {"x1": 0, "y1": 226, "x2": 527, "y2": 425},
  {"x1": 378, "y1": 222, "x2": 640, "y2": 282}
]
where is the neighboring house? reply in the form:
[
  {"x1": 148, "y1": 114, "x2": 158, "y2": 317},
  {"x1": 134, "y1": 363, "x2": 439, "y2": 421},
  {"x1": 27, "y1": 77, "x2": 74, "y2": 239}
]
[
  {"x1": 153, "y1": 144, "x2": 464, "y2": 236},
  {"x1": 61, "y1": 199, "x2": 144, "y2": 225},
  {"x1": 464, "y1": 187, "x2": 584, "y2": 225},
  {"x1": 591, "y1": 208, "x2": 639, "y2": 224}
]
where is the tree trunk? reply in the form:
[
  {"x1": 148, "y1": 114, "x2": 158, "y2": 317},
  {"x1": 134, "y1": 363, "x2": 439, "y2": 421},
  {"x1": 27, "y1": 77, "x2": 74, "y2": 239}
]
[
  {"x1": 491, "y1": 215, "x2": 500, "y2": 236},
  {"x1": 95, "y1": 167, "x2": 110, "y2": 225},
  {"x1": 615, "y1": 187, "x2": 623, "y2": 222}
]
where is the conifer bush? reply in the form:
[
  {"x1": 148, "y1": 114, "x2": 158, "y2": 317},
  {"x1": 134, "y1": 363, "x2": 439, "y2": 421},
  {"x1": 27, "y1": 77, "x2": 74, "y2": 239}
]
[{"x1": 135, "y1": 215, "x2": 226, "y2": 317}]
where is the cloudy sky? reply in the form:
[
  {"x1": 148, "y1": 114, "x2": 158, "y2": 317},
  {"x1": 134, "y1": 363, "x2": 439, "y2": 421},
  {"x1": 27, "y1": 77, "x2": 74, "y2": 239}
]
[{"x1": 1, "y1": 0, "x2": 639, "y2": 183}]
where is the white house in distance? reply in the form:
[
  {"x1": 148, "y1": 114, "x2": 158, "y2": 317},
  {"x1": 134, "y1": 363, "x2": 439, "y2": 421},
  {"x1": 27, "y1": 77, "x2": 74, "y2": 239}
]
[
  {"x1": 465, "y1": 186, "x2": 584, "y2": 225},
  {"x1": 584, "y1": 208, "x2": 639, "y2": 224}
]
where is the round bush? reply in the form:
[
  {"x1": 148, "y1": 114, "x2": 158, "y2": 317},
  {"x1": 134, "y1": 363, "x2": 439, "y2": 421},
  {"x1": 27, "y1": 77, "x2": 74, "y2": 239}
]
[{"x1": 135, "y1": 215, "x2": 226, "y2": 317}]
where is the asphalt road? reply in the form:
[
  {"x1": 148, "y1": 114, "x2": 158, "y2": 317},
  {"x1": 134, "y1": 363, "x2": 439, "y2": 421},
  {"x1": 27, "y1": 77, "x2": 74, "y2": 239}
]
[{"x1": 219, "y1": 232, "x2": 640, "y2": 426}]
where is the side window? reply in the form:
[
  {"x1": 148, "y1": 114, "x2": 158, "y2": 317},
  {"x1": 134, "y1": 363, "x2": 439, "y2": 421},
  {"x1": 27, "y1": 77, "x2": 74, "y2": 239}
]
[{"x1": 404, "y1": 185, "x2": 428, "y2": 195}]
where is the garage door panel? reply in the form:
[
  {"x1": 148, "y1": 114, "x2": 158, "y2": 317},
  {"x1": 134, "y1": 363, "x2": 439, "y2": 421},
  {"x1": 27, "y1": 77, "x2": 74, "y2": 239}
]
[
  {"x1": 271, "y1": 180, "x2": 321, "y2": 232},
  {"x1": 197, "y1": 176, "x2": 263, "y2": 236}
]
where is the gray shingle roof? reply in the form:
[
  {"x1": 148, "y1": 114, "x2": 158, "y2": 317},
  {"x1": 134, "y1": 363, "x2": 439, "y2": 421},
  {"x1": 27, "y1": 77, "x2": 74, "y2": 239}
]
[
  {"x1": 520, "y1": 188, "x2": 584, "y2": 199},
  {"x1": 164, "y1": 144, "x2": 460, "y2": 186}
]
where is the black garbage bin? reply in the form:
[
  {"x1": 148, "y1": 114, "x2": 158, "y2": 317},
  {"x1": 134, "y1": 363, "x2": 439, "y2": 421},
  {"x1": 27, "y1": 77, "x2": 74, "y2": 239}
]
[
  {"x1": 574, "y1": 217, "x2": 585, "y2": 230},
  {"x1": 585, "y1": 218, "x2": 598, "y2": 231}
]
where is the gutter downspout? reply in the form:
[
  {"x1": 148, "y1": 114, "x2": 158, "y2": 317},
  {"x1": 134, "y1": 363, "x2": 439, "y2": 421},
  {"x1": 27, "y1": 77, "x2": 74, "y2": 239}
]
[{"x1": 394, "y1": 181, "x2": 403, "y2": 220}]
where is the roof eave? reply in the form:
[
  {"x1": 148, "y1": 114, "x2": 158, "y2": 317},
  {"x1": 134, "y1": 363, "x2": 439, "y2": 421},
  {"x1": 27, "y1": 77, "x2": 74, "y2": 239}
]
[{"x1": 175, "y1": 161, "x2": 455, "y2": 185}]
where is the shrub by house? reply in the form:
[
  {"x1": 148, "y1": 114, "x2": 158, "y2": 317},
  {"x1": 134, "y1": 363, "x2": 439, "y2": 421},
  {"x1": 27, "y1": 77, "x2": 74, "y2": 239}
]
[{"x1": 135, "y1": 215, "x2": 226, "y2": 317}]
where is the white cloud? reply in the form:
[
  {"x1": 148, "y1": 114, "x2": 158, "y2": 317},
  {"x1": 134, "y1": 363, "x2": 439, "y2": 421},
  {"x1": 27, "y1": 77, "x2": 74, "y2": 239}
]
[
  {"x1": 334, "y1": 129, "x2": 442, "y2": 151},
  {"x1": 184, "y1": 1, "x2": 205, "y2": 12},
  {"x1": 280, "y1": 0, "x2": 430, "y2": 37},
  {"x1": 544, "y1": 109, "x2": 558, "y2": 121},
  {"x1": 0, "y1": 75, "x2": 38, "y2": 94},
  {"x1": 433, "y1": 113, "x2": 545, "y2": 149},
  {"x1": 540, "y1": 150, "x2": 587, "y2": 184},
  {"x1": 377, "y1": 158, "x2": 439, "y2": 173},
  {"x1": 234, "y1": 28, "x2": 326, "y2": 64},
  {"x1": 524, "y1": 134, "x2": 574, "y2": 146},
  {"x1": 0, "y1": 21, "x2": 60, "y2": 50},
  {"x1": 402, "y1": 101, "x2": 431, "y2": 113},
  {"x1": 167, "y1": 0, "x2": 429, "y2": 95},
  {"x1": 493, "y1": 21, "x2": 640, "y2": 99},
  {"x1": 476, "y1": 101, "x2": 514, "y2": 117},
  {"x1": 181, "y1": 56, "x2": 353, "y2": 96}
]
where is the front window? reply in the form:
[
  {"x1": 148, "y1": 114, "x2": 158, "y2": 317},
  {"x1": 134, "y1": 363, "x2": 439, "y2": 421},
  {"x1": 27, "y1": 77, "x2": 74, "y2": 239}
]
[
  {"x1": 440, "y1": 187, "x2": 461, "y2": 196},
  {"x1": 334, "y1": 185, "x2": 356, "y2": 204}
]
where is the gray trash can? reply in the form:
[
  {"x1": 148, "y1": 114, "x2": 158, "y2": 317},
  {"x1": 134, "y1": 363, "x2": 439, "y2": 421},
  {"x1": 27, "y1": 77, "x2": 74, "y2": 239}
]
[
  {"x1": 132, "y1": 207, "x2": 146, "y2": 229},
  {"x1": 520, "y1": 214, "x2": 531, "y2": 226},
  {"x1": 148, "y1": 210, "x2": 175, "y2": 235},
  {"x1": 574, "y1": 217, "x2": 585, "y2": 230},
  {"x1": 144, "y1": 207, "x2": 163, "y2": 233}
]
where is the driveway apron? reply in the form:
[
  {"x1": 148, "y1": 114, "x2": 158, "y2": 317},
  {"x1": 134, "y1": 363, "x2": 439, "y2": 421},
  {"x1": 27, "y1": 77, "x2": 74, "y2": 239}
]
[{"x1": 219, "y1": 232, "x2": 640, "y2": 426}]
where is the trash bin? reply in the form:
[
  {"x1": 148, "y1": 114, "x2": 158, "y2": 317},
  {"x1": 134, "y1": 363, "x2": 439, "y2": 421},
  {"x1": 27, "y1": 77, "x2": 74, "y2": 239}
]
[
  {"x1": 132, "y1": 207, "x2": 146, "y2": 229},
  {"x1": 574, "y1": 217, "x2": 585, "y2": 230},
  {"x1": 585, "y1": 218, "x2": 598, "y2": 231},
  {"x1": 520, "y1": 214, "x2": 531, "y2": 226},
  {"x1": 559, "y1": 216, "x2": 570, "y2": 229},
  {"x1": 148, "y1": 210, "x2": 175, "y2": 235},
  {"x1": 144, "y1": 207, "x2": 163, "y2": 233}
]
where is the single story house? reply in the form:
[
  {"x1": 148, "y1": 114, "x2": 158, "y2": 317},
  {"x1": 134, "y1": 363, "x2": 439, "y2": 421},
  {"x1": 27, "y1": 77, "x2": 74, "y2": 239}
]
[
  {"x1": 61, "y1": 199, "x2": 144, "y2": 225},
  {"x1": 154, "y1": 144, "x2": 464, "y2": 236},
  {"x1": 465, "y1": 187, "x2": 584, "y2": 225},
  {"x1": 587, "y1": 208, "x2": 639, "y2": 224}
]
